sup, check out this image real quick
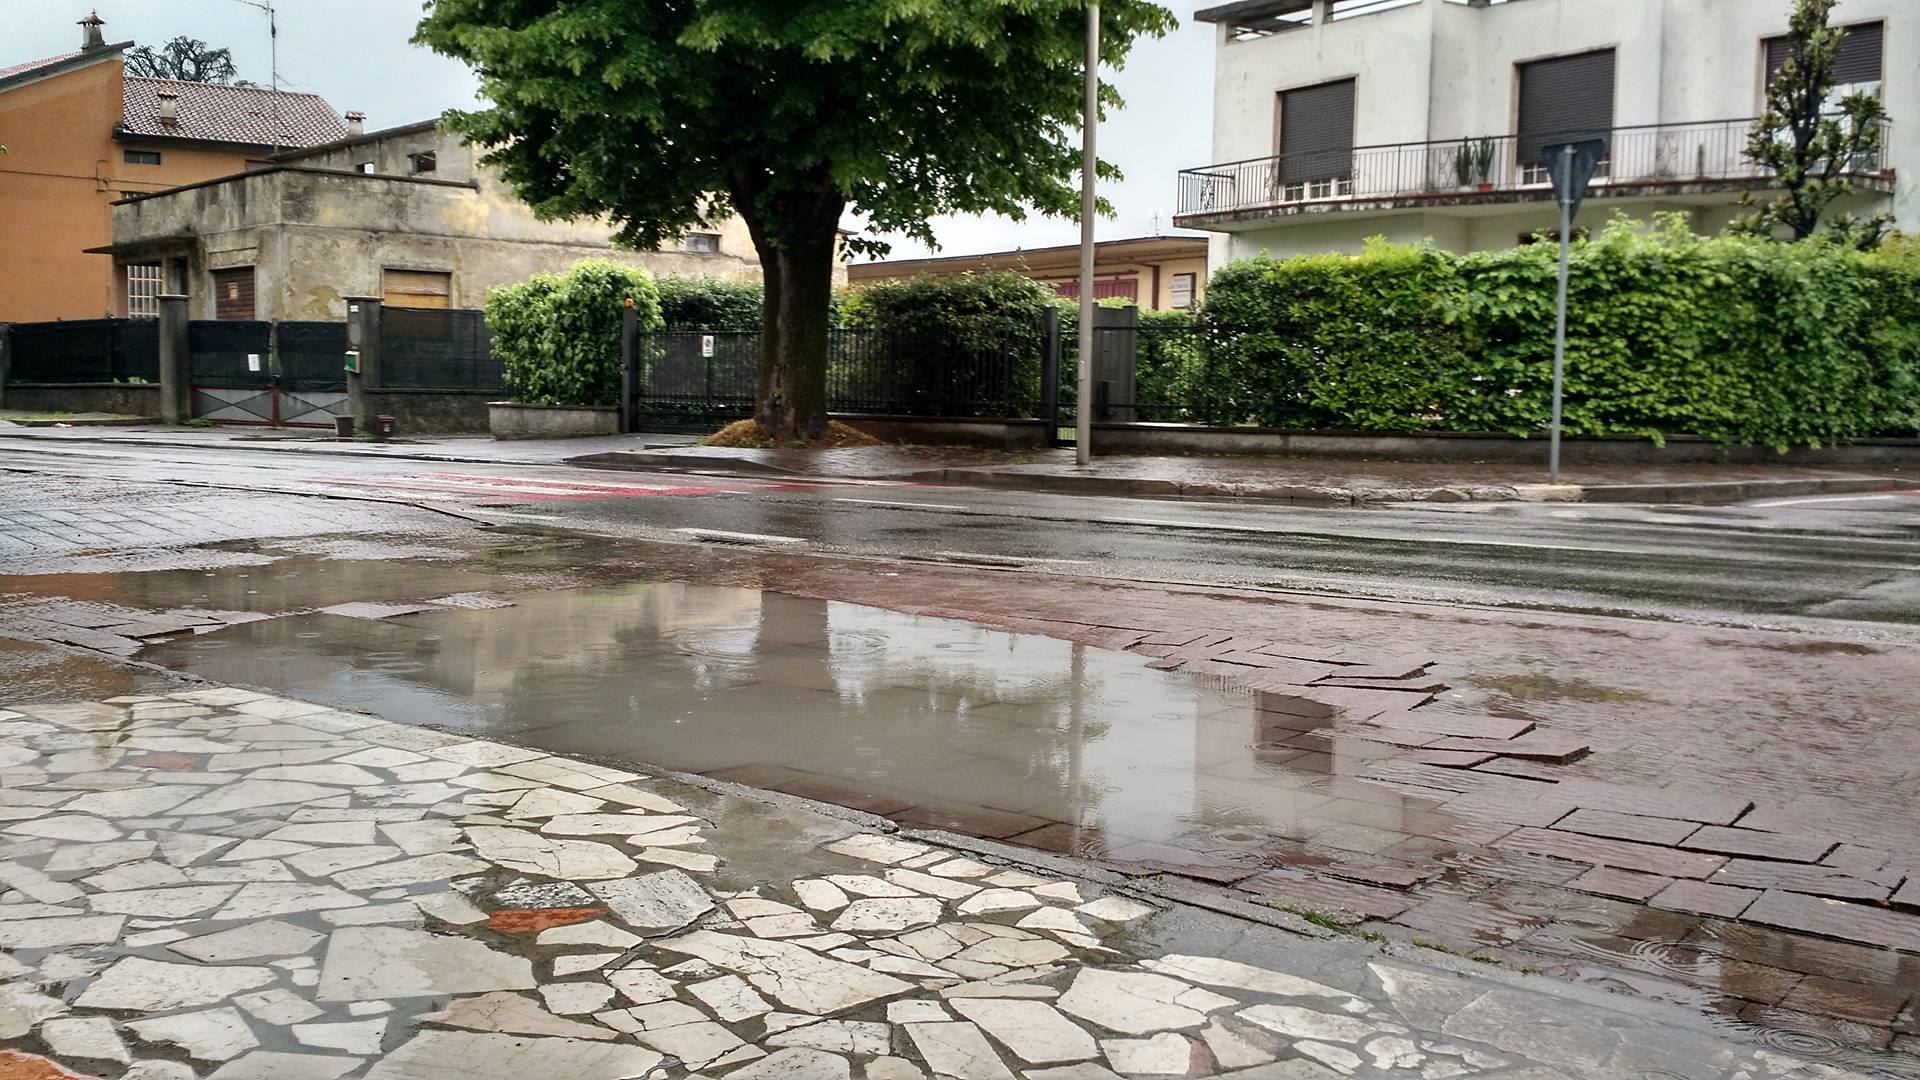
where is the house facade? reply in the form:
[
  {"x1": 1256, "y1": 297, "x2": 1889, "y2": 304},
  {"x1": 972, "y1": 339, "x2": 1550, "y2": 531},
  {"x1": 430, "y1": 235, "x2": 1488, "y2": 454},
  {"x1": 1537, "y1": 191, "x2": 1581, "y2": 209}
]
[
  {"x1": 96, "y1": 122, "x2": 770, "y2": 321},
  {"x1": 0, "y1": 15, "x2": 347, "y2": 321},
  {"x1": 848, "y1": 236, "x2": 1211, "y2": 311},
  {"x1": 1175, "y1": 0, "x2": 1912, "y2": 265}
]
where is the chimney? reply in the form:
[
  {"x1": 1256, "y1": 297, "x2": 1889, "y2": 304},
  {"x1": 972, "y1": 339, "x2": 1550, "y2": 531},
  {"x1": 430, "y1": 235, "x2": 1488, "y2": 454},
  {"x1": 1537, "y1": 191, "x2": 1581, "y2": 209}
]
[
  {"x1": 79, "y1": 11, "x2": 107, "y2": 50},
  {"x1": 345, "y1": 111, "x2": 366, "y2": 137},
  {"x1": 157, "y1": 90, "x2": 179, "y2": 125}
]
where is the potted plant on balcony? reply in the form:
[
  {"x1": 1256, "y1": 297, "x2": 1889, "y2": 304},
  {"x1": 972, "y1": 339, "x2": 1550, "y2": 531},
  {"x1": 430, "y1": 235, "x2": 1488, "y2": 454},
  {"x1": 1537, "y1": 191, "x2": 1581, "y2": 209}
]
[{"x1": 1453, "y1": 138, "x2": 1497, "y2": 191}]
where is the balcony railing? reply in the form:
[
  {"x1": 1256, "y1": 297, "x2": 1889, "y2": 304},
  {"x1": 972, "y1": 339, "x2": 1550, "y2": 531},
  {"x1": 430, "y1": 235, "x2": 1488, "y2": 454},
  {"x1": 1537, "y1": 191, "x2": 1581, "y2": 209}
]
[{"x1": 1176, "y1": 118, "x2": 1893, "y2": 220}]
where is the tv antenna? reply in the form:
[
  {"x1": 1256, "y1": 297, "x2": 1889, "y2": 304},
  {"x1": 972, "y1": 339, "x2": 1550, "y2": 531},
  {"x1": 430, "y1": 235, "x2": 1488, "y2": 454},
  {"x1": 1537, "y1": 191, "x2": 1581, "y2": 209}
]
[{"x1": 230, "y1": 0, "x2": 286, "y2": 151}]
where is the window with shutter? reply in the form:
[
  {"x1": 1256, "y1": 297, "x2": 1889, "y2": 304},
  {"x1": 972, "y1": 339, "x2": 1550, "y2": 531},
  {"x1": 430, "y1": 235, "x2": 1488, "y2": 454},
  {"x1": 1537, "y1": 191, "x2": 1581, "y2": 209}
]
[
  {"x1": 383, "y1": 269, "x2": 453, "y2": 310},
  {"x1": 212, "y1": 268, "x2": 255, "y2": 321},
  {"x1": 1765, "y1": 21, "x2": 1884, "y2": 93},
  {"x1": 1517, "y1": 50, "x2": 1616, "y2": 182},
  {"x1": 1278, "y1": 79, "x2": 1356, "y2": 196}
]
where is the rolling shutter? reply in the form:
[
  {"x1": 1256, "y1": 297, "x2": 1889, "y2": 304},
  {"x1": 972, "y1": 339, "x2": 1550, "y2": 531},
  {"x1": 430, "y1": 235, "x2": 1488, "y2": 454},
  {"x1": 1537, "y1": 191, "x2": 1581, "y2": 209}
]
[
  {"x1": 1766, "y1": 21, "x2": 1884, "y2": 87},
  {"x1": 1279, "y1": 79, "x2": 1356, "y2": 183},
  {"x1": 1517, "y1": 50, "x2": 1616, "y2": 164},
  {"x1": 383, "y1": 269, "x2": 453, "y2": 310},
  {"x1": 212, "y1": 268, "x2": 255, "y2": 321}
]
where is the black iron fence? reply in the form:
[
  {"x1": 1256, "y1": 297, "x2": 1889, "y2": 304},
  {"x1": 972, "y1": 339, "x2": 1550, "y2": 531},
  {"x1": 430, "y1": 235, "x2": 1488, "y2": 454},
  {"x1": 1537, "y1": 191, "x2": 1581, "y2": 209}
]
[
  {"x1": 381, "y1": 307, "x2": 499, "y2": 390},
  {"x1": 633, "y1": 326, "x2": 1046, "y2": 424},
  {"x1": 2, "y1": 309, "x2": 502, "y2": 393}
]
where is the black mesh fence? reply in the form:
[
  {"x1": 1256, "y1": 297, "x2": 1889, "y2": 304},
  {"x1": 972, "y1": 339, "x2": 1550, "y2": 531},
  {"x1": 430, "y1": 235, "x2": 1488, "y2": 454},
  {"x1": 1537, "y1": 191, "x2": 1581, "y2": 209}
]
[
  {"x1": 187, "y1": 321, "x2": 274, "y2": 386},
  {"x1": 634, "y1": 327, "x2": 1046, "y2": 424},
  {"x1": 381, "y1": 308, "x2": 501, "y2": 390},
  {"x1": 4, "y1": 319, "x2": 160, "y2": 383},
  {"x1": 275, "y1": 322, "x2": 349, "y2": 391}
]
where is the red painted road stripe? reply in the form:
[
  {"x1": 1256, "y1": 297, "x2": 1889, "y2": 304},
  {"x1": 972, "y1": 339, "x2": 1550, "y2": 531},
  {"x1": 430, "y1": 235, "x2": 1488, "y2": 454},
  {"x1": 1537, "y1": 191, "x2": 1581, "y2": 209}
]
[{"x1": 311, "y1": 476, "x2": 742, "y2": 501}]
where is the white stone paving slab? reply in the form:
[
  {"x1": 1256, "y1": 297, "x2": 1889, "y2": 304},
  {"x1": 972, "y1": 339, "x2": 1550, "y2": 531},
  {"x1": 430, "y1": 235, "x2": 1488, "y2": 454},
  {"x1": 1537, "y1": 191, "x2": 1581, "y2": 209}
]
[
  {"x1": 657, "y1": 929, "x2": 914, "y2": 1015},
  {"x1": 76, "y1": 957, "x2": 277, "y2": 1011},
  {"x1": 205, "y1": 1051, "x2": 363, "y2": 1080},
  {"x1": 465, "y1": 824, "x2": 636, "y2": 880},
  {"x1": 362, "y1": 1030, "x2": 664, "y2": 1080},
  {"x1": 291, "y1": 1017, "x2": 389, "y2": 1054},
  {"x1": 234, "y1": 988, "x2": 326, "y2": 1025},
  {"x1": 1057, "y1": 969, "x2": 1234, "y2": 1035},
  {"x1": 317, "y1": 925, "x2": 537, "y2": 1001},
  {"x1": 1101, "y1": 1032, "x2": 1195, "y2": 1075},
  {"x1": 951, "y1": 998, "x2": 1101, "y2": 1064},
  {"x1": 587, "y1": 869, "x2": 715, "y2": 929},
  {"x1": 906, "y1": 1020, "x2": 1019, "y2": 1080},
  {"x1": 40, "y1": 1015, "x2": 131, "y2": 1065},
  {"x1": 418, "y1": 990, "x2": 617, "y2": 1040},
  {"x1": 168, "y1": 918, "x2": 324, "y2": 962},
  {"x1": 127, "y1": 1007, "x2": 259, "y2": 1061}
]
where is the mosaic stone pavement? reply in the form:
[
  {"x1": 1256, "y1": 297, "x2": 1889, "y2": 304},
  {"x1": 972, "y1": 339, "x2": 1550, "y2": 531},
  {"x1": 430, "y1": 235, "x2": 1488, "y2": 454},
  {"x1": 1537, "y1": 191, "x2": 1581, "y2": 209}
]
[{"x1": 0, "y1": 690, "x2": 1896, "y2": 1079}]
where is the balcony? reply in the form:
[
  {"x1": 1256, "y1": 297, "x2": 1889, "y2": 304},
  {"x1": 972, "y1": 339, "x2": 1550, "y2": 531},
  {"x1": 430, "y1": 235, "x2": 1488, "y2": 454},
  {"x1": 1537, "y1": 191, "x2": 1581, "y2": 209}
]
[{"x1": 1175, "y1": 118, "x2": 1895, "y2": 227}]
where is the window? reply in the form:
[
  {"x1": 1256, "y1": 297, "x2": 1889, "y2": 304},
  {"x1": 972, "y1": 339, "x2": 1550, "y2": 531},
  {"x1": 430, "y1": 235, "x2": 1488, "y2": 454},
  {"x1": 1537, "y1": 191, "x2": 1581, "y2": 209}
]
[
  {"x1": 1278, "y1": 79, "x2": 1356, "y2": 199},
  {"x1": 212, "y1": 268, "x2": 255, "y2": 321},
  {"x1": 126, "y1": 264, "x2": 163, "y2": 319},
  {"x1": 356, "y1": 161, "x2": 376, "y2": 174},
  {"x1": 123, "y1": 149, "x2": 162, "y2": 166},
  {"x1": 1051, "y1": 278, "x2": 1139, "y2": 302},
  {"x1": 1517, "y1": 50, "x2": 1616, "y2": 182},
  {"x1": 383, "y1": 268, "x2": 453, "y2": 309},
  {"x1": 683, "y1": 232, "x2": 721, "y2": 254},
  {"x1": 408, "y1": 151, "x2": 437, "y2": 175},
  {"x1": 1170, "y1": 273, "x2": 1197, "y2": 310},
  {"x1": 1329, "y1": 0, "x2": 1421, "y2": 19},
  {"x1": 1765, "y1": 21, "x2": 1884, "y2": 100}
]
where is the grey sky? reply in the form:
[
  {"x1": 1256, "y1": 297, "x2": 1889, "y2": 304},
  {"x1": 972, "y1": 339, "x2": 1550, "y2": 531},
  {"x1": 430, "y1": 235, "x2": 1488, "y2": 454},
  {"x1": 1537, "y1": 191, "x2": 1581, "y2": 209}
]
[{"x1": 17, "y1": 2, "x2": 1215, "y2": 261}]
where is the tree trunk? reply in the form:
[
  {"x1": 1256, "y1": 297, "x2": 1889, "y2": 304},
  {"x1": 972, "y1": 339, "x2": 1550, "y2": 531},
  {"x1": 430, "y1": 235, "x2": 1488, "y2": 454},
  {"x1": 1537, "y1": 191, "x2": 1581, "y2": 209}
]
[{"x1": 754, "y1": 229, "x2": 838, "y2": 441}]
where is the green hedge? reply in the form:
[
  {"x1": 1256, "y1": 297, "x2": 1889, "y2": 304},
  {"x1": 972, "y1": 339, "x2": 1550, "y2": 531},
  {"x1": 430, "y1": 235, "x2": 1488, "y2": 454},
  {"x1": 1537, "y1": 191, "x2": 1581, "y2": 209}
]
[
  {"x1": 838, "y1": 272, "x2": 1055, "y2": 416},
  {"x1": 1198, "y1": 216, "x2": 1920, "y2": 447},
  {"x1": 486, "y1": 261, "x2": 663, "y2": 406},
  {"x1": 655, "y1": 276, "x2": 763, "y2": 331}
]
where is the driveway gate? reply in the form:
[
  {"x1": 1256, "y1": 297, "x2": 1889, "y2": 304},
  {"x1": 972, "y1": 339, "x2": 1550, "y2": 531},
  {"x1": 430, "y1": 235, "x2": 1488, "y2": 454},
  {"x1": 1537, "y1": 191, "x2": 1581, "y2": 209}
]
[{"x1": 189, "y1": 321, "x2": 348, "y2": 427}]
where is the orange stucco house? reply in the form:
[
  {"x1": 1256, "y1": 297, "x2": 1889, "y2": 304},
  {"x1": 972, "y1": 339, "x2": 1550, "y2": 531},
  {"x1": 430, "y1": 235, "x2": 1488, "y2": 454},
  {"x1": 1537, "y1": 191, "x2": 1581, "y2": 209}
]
[{"x1": 0, "y1": 14, "x2": 348, "y2": 322}]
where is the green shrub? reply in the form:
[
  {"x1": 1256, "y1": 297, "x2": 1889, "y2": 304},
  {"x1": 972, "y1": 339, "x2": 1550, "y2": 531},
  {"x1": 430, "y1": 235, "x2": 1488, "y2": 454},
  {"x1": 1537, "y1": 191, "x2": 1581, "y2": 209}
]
[
  {"x1": 486, "y1": 261, "x2": 663, "y2": 406},
  {"x1": 656, "y1": 276, "x2": 763, "y2": 331},
  {"x1": 1196, "y1": 215, "x2": 1919, "y2": 446},
  {"x1": 837, "y1": 272, "x2": 1055, "y2": 416}
]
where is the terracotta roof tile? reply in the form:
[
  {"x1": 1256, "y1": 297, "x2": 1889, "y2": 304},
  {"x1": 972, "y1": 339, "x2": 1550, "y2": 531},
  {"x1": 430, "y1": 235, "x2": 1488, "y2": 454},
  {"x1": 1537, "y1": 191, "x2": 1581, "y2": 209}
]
[
  {"x1": 0, "y1": 44, "x2": 126, "y2": 86},
  {"x1": 121, "y1": 76, "x2": 346, "y2": 149}
]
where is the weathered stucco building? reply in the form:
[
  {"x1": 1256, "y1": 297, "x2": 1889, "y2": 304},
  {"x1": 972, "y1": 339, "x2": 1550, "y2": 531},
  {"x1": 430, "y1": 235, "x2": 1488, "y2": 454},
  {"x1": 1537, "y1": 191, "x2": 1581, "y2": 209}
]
[{"x1": 98, "y1": 121, "x2": 773, "y2": 320}]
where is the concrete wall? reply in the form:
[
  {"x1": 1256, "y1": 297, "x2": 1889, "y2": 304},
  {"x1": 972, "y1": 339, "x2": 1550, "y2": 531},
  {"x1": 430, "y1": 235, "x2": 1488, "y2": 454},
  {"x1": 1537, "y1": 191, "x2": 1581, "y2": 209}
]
[
  {"x1": 1086, "y1": 422, "x2": 1920, "y2": 466},
  {"x1": 365, "y1": 389, "x2": 493, "y2": 433},
  {"x1": 838, "y1": 417, "x2": 1052, "y2": 452},
  {"x1": 1, "y1": 382, "x2": 159, "y2": 417},
  {"x1": 112, "y1": 164, "x2": 768, "y2": 321},
  {"x1": 1202, "y1": 0, "x2": 1915, "y2": 262}
]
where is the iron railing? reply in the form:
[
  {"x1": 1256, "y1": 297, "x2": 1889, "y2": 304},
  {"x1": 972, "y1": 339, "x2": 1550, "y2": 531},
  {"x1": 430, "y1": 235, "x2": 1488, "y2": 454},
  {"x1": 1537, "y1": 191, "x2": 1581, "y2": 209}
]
[
  {"x1": 633, "y1": 328, "x2": 1047, "y2": 423},
  {"x1": 1177, "y1": 117, "x2": 1893, "y2": 218}
]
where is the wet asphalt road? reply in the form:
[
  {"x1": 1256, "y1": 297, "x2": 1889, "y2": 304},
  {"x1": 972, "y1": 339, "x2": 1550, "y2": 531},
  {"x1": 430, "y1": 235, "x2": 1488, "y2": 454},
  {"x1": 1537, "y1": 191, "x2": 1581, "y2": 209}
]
[{"x1": 4, "y1": 439, "x2": 1918, "y2": 641}]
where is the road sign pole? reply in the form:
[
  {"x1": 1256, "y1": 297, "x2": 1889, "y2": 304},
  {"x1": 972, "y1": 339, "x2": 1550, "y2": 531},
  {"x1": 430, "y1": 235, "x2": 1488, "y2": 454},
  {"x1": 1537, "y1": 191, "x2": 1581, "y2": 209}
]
[
  {"x1": 1075, "y1": 0, "x2": 1099, "y2": 467},
  {"x1": 1549, "y1": 145, "x2": 1574, "y2": 483}
]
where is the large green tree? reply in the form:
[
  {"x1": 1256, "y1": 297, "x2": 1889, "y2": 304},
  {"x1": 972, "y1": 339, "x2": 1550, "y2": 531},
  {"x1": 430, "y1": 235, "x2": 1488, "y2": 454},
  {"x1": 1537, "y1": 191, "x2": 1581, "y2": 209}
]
[
  {"x1": 1735, "y1": 0, "x2": 1888, "y2": 247},
  {"x1": 414, "y1": 0, "x2": 1172, "y2": 440}
]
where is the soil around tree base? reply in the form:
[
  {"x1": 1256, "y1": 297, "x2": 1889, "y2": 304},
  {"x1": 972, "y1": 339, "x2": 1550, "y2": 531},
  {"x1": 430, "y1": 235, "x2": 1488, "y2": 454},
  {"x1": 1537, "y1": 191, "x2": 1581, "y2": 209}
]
[{"x1": 700, "y1": 419, "x2": 883, "y2": 449}]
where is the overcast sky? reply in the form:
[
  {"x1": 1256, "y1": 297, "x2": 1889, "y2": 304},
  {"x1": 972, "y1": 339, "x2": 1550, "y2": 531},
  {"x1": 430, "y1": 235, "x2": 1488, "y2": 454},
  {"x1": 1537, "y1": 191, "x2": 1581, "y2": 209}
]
[{"x1": 17, "y1": 2, "x2": 1213, "y2": 263}]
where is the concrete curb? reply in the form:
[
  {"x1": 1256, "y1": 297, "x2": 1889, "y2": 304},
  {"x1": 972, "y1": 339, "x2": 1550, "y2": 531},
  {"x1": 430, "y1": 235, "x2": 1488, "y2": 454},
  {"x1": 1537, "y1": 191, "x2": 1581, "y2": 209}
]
[
  {"x1": 1, "y1": 416, "x2": 160, "y2": 428},
  {"x1": 573, "y1": 452, "x2": 1919, "y2": 506}
]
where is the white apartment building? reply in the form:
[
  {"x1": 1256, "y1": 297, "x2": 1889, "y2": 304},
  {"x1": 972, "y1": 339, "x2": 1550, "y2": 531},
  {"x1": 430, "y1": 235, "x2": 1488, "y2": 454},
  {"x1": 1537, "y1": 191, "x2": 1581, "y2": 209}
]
[{"x1": 1174, "y1": 0, "x2": 1912, "y2": 266}]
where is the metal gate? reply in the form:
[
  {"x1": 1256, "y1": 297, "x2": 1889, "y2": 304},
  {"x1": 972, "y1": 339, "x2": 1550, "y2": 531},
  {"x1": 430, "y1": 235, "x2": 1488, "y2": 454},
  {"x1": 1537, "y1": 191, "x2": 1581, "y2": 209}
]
[{"x1": 189, "y1": 321, "x2": 349, "y2": 427}]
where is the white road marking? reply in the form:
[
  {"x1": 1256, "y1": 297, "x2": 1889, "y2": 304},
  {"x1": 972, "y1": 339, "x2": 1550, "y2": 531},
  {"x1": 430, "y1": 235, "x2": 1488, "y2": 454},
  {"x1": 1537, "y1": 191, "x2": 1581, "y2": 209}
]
[
  {"x1": 833, "y1": 497, "x2": 970, "y2": 512},
  {"x1": 1096, "y1": 517, "x2": 1232, "y2": 531},
  {"x1": 1746, "y1": 493, "x2": 1903, "y2": 508},
  {"x1": 672, "y1": 528, "x2": 807, "y2": 546}
]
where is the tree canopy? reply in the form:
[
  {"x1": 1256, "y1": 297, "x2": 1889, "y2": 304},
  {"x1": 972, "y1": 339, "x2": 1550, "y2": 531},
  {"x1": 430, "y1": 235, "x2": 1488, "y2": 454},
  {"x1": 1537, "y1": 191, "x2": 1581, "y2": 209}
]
[
  {"x1": 125, "y1": 37, "x2": 242, "y2": 84},
  {"x1": 414, "y1": 0, "x2": 1173, "y2": 439}
]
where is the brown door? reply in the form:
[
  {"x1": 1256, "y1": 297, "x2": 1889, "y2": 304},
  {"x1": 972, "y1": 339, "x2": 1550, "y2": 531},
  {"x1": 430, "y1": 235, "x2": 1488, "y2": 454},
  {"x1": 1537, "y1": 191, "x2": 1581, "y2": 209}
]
[
  {"x1": 212, "y1": 268, "x2": 255, "y2": 320},
  {"x1": 382, "y1": 269, "x2": 453, "y2": 309}
]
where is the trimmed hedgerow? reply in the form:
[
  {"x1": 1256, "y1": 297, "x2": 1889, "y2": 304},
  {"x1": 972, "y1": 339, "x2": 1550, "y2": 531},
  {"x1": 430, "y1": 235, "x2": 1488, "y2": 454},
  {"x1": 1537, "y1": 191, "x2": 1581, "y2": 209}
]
[
  {"x1": 486, "y1": 261, "x2": 663, "y2": 406},
  {"x1": 1196, "y1": 215, "x2": 1920, "y2": 447}
]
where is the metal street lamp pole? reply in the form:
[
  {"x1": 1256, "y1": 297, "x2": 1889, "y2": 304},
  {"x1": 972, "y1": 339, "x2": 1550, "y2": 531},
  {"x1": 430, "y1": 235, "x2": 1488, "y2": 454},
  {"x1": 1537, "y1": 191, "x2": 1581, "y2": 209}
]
[{"x1": 1075, "y1": 1, "x2": 1099, "y2": 468}]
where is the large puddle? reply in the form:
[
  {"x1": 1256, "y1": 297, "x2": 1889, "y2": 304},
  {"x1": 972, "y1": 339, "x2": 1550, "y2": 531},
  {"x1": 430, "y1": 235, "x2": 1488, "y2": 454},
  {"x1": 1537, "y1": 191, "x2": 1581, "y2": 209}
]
[{"x1": 138, "y1": 580, "x2": 1441, "y2": 853}]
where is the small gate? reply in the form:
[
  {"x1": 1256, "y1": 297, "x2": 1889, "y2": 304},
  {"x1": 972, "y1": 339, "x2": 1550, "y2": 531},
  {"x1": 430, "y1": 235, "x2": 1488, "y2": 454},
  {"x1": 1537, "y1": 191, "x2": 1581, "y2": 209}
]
[{"x1": 189, "y1": 321, "x2": 348, "y2": 427}]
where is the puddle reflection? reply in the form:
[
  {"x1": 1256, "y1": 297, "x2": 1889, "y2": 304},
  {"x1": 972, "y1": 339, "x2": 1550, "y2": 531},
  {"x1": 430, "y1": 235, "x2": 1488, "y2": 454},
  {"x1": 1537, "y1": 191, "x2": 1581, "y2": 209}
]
[{"x1": 140, "y1": 582, "x2": 1444, "y2": 848}]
